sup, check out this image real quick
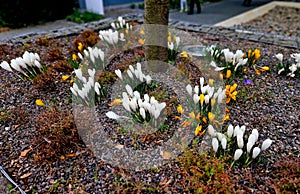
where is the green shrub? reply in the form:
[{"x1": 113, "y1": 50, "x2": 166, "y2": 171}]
[{"x1": 66, "y1": 8, "x2": 105, "y2": 24}]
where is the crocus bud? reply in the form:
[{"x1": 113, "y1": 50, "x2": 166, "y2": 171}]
[
  {"x1": 234, "y1": 149, "x2": 243, "y2": 161},
  {"x1": 261, "y1": 138, "x2": 272, "y2": 151},
  {"x1": 212, "y1": 138, "x2": 219, "y2": 153},
  {"x1": 252, "y1": 147, "x2": 261, "y2": 159}
]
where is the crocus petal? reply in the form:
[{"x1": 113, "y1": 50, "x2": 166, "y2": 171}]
[
  {"x1": 252, "y1": 147, "x2": 261, "y2": 159},
  {"x1": 106, "y1": 111, "x2": 120, "y2": 120},
  {"x1": 212, "y1": 138, "x2": 219, "y2": 153},
  {"x1": 251, "y1": 129, "x2": 259, "y2": 142},
  {"x1": 186, "y1": 84, "x2": 193, "y2": 96},
  {"x1": 208, "y1": 125, "x2": 215, "y2": 137},
  {"x1": 0, "y1": 61, "x2": 13, "y2": 72},
  {"x1": 227, "y1": 124, "x2": 234, "y2": 138},
  {"x1": 237, "y1": 134, "x2": 244, "y2": 149},
  {"x1": 234, "y1": 149, "x2": 243, "y2": 161},
  {"x1": 221, "y1": 138, "x2": 227, "y2": 150},
  {"x1": 261, "y1": 138, "x2": 272, "y2": 151}
]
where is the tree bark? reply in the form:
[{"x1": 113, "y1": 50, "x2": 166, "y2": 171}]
[{"x1": 144, "y1": 0, "x2": 170, "y2": 72}]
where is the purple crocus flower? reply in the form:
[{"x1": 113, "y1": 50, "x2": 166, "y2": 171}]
[{"x1": 243, "y1": 79, "x2": 252, "y2": 85}]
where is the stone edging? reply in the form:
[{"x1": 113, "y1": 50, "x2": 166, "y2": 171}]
[{"x1": 1, "y1": 13, "x2": 299, "y2": 49}]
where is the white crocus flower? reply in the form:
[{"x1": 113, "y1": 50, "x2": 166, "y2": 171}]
[
  {"x1": 140, "y1": 107, "x2": 146, "y2": 119},
  {"x1": 34, "y1": 61, "x2": 42, "y2": 69},
  {"x1": 246, "y1": 141, "x2": 254, "y2": 154},
  {"x1": 133, "y1": 91, "x2": 141, "y2": 99},
  {"x1": 204, "y1": 95, "x2": 210, "y2": 104},
  {"x1": 0, "y1": 61, "x2": 13, "y2": 72},
  {"x1": 193, "y1": 94, "x2": 199, "y2": 104},
  {"x1": 125, "y1": 85, "x2": 133, "y2": 96},
  {"x1": 201, "y1": 85, "x2": 208, "y2": 94},
  {"x1": 120, "y1": 33, "x2": 125, "y2": 41},
  {"x1": 144, "y1": 94, "x2": 150, "y2": 103},
  {"x1": 234, "y1": 149, "x2": 243, "y2": 161},
  {"x1": 248, "y1": 134, "x2": 256, "y2": 146},
  {"x1": 252, "y1": 147, "x2": 261, "y2": 159},
  {"x1": 200, "y1": 77, "x2": 204, "y2": 88},
  {"x1": 208, "y1": 125, "x2": 215, "y2": 137},
  {"x1": 88, "y1": 69, "x2": 96, "y2": 78},
  {"x1": 10, "y1": 60, "x2": 23, "y2": 72},
  {"x1": 291, "y1": 53, "x2": 300, "y2": 63},
  {"x1": 168, "y1": 42, "x2": 174, "y2": 50},
  {"x1": 223, "y1": 48, "x2": 234, "y2": 63},
  {"x1": 237, "y1": 134, "x2": 244, "y2": 149},
  {"x1": 251, "y1": 129, "x2": 259, "y2": 142},
  {"x1": 111, "y1": 22, "x2": 116, "y2": 29},
  {"x1": 275, "y1": 53, "x2": 283, "y2": 63},
  {"x1": 175, "y1": 36, "x2": 180, "y2": 46},
  {"x1": 221, "y1": 138, "x2": 227, "y2": 150},
  {"x1": 94, "y1": 82, "x2": 101, "y2": 95},
  {"x1": 186, "y1": 84, "x2": 193, "y2": 96},
  {"x1": 278, "y1": 68, "x2": 285, "y2": 75},
  {"x1": 145, "y1": 75, "x2": 152, "y2": 84},
  {"x1": 261, "y1": 138, "x2": 272, "y2": 151},
  {"x1": 240, "y1": 125, "x2": 246, "y2": 134},
  {"x1": 227, "y1": 124, "x2": 234, "y2": 138},
  {"x1": 127, "y1": 69, "x2": 133, "y2": 79},
  {"x1": 194, "y1": 85, "x2": 199, "y2": 95},
  {"x1": 212, "y1": 138, "x2": 219, "y2": 153},
  {"x1": 70, "y1": 87, "x2": 78, "y2": 96},
  {"x1": 106, "y1": 111, "x2": 122, "y2": 120}
]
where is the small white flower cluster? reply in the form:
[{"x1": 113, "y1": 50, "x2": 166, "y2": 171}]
[
  {"x1": 276, "y1": 53, "x2": 300, "y2": 77},
  {"x1": 207, "y1": 47, "x2": 248, "y2": 72},
  {"x1": 70, "y1": 68, "x2": 102, "y2": 103},
  {"x1": 78, "y1": 47, "x2": 104, "y2": 65},
  {"x1": 115, "y1": 63, "x2": 151, "y2": 84},
  {"x1": 122, "y1": 87, "x2": 166, "y2": 120},
  {"x1": 100, "y1": 17, "x2": 132, "y2": 46},
  {"x1": 108, "y1": 62, "x2": 166, "y2": 124},
  {"x1": 209, "y1": 124, "x2": 272, "y2": 163},
  {"x1": 110, "y1": 16, "x2": 132, "y2": 30},
  {"x1": 168, "y1": 36, "x2": 180, "y2": 51},
  {"x1": 186, "y1": 77, "x2": 226, "y2": 105},
  {"x1": 0, "y1": 51, "x2": 43, "y2": 79}
]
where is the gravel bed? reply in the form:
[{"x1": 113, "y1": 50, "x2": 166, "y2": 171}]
[
  {"x1": 0, "y1": 12, "x2": 300, "y2": 193},
  {"x1": 234, "y1": 5, "x2": 300, "y2": 37}
]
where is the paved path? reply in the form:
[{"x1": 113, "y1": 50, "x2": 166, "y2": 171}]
[
  {"x1": 169, "y1": 0, "x2": 272, "y2": 25},
  {"x1": 0, "y1": 0, "x2": 272, "y2": 42}
]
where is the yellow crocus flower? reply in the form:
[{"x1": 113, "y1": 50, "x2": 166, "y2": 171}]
[
  {"x1": 211, "y1": 98, "x2": 216, "y2": 107},
  {"x1": 208, "y1": 112, "x2": 215, "y2": 122},
  {"x1": 260, "y1": 66, "x2": 269, "y2": 71},
  {"x1": 72, "y1": 53, "x2": 78, "y2": 61},
  {"x1": 180, "y1": 51, "x2": 188, "y2": 58},
  {"x1": 78, "y1": 42, "x2": 83, "y2": 52},
  {"x1": 177, "y1": 104, "x2": 184, "y2": 114},
  {"x1": 167, "y1": 36, "x2": 171, "y2": 43},
  {"x1": 226, "y1": 69, "x2": 231, "y2": 79},
  {"x1": 140, "y1": 29, "x2": 145, "y2": 35},
  {"x1": 36, "y1": 99, "x2": 45, "y2": 107},
  {"x1": 195, "y1": 125, "x2": 205, "y2": 136},
  {"x1": 200, "y1": 94, "x2": 205, "y2": 106},
  {"x1": 230, "y1": 83, "x2": 238, "y2": 93},
  {"x1": 189, "y1": 112, "x2": 195, "y2": 119},
  {"x1": 138, "y1": 38, "x2": 145, "y2": 45},
  {"x1": 209, "y1": 79, "x2": 214, "y2": 86},
  {"x1": 62, "y1": 75, "x2": 70, "y2": 81},
  {"x1": 254, "y1": 49, "x2": 260, "y2": 60}
]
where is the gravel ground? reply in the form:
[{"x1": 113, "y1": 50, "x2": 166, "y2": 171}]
[
  {"x1": 234, "y1": 5, "x2": 300, "y2": 37},
  {"x1": 0, "y1": 7, "x2": 300, "y2": 193}
]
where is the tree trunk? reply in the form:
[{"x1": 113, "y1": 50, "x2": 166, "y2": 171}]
[{"x1": 144, "y1": 0, "x2": 170, "y2": 72}]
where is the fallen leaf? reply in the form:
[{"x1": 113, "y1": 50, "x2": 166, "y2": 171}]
[
  {"x1": 161, "y1": 150, "x2": 172, "y2": 160},
  {"x1": 20, "y1": 148, "x2": 31, "y2": 157},
  {"x1": 20, "y1": 173, "x2": 32, "y2": 179}
]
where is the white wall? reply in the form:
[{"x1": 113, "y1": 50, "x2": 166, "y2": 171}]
[{"x1": 85, "y1": 0, "x2": 104, "y2": 15}]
